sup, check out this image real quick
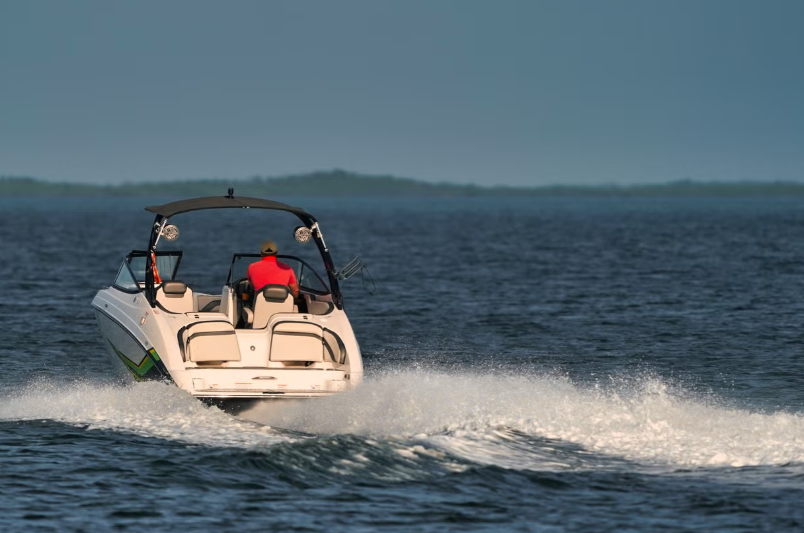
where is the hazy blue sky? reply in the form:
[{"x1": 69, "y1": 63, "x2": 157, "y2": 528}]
[{"x1": 2, "y1": 0, "x2": 803, "y2": 185}]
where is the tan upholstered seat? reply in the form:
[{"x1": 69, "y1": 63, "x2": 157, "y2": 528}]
[
  {"x1": 245, "y1": 284, "x2": 295, "y2": 329},
  {"x1": 181, "y1": 320, "x2": 241, "y2": 362},
  {"x1": 270, "y1": 321, "x2": 325, "y2": 362},
  {"x1": 156, "y1": 281, "x2": 195, "y2": 314}
]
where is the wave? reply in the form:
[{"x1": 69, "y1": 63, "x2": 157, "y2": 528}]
[
  {"x1": 3, "y1": 371, "x2": 804, "y2": 471},
  {"x1": 248, "y1": 370, "x2": 804, "y2": 469},
  {"x1": 0, "y1": 379, "x2": 291, "y2": 449}
]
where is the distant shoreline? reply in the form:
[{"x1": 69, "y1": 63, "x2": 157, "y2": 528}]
[{"x1": 2, "y1": 170, "x2": 803, "y2": 197}]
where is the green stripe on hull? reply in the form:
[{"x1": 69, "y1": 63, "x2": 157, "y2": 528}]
[{"x1": 108, "y1": 343, "x2": 170, "y2": 382}]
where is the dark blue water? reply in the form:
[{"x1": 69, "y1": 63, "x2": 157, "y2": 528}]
[{"x1": 2, "y1": 195, "x2": 804, "y2": 532}]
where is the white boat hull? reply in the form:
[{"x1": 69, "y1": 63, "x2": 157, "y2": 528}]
[{"x1": 92, "y1": 286, "x2": 363, "y2": 413}]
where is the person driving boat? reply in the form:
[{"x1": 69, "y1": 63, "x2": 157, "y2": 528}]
[{"x1": 247, "y1": 239, "x2": 300, "y2": 298}]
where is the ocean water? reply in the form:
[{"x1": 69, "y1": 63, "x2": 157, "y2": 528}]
[{"x1": 1, "y1": 195, "x2": 803, "y2": 532}]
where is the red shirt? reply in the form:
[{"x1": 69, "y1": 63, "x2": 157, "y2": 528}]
[{"x1": 247, "y1": 256, "x2": 298, "y2": 292}]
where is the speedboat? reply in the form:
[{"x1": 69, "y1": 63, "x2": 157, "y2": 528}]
[{"x1": 91, "y1": 190, "x2": 364, "y2": 415}]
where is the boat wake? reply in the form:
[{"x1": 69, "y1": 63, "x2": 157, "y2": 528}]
[
  {"x1": 3, "y1": 370, "x2": 804, "y2": 472},
  {"x1": 252, "y1": 369, "x2": 804, "y2": 470},
  {"x1": 0, "y1": 378, "x2": 291, "y2": 449}
]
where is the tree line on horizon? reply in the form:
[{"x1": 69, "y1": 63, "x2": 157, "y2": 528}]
[{"x1": 1, "y1": 170, "x2": 802, "y2": 197}]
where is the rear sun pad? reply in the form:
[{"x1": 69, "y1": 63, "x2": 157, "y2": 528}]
[
  {"x1": 181, "y1": 321, "x2": 241, "y2": 362},
  {"x1": 270, "y1": 321, "x2": 324, "y2": 362}
]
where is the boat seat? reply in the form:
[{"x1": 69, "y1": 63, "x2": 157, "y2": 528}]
[
  {"x1": 270, "y1": 321, "x2": 325, "y2": 362},
  {"x1": 156, "y1": 281, "x2": 195, "y2": 314},
  {"x1": 181, "y1": 320, "x2": 241, "y2": 362},
  {"x1": 304, "y1": 295, "x2": 334, "y2": 316},
  {"x1": 243, "y1": 284, "x2": 296, "y2": 329}
]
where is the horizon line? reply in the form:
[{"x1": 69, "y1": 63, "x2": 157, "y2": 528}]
[{"x1": 2, "y1": 169, "x2": 804, "y2": 190}]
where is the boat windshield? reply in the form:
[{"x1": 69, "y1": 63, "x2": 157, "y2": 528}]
[
  {"x1": 228, "y1": 254, "x2": 329, "y2": 295},
  {"x1": 126, "y1": 251, "x2": 182, "y2": 283},
  {"x1": 111, "y1": 251, "x2": 183, "y2": 293}
]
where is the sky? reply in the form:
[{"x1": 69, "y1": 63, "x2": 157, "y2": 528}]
[{"x1": 1, "y1": 0, "x2": 803, "y2": 186}]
